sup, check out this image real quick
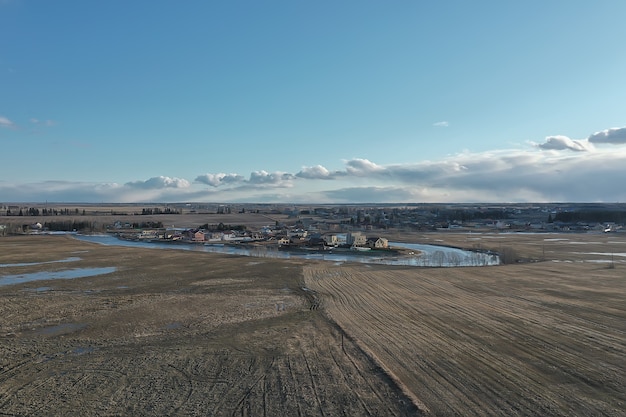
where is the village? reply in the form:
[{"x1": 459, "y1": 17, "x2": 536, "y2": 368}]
[
  {"x1": 123, "y1": 225, "x2": 390, "y2": 253},
  {"x1": 1, "y1": 202, "x2": 625, "y2": 239}
]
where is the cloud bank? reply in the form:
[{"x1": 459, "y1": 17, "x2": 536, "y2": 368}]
[{"x1": 1, "y1": 126, "x2": 625, "y2": 203}]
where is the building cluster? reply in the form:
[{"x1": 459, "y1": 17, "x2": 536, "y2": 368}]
[{"x1": 126, "y1": 226, "x2": 389, "y2": 251}]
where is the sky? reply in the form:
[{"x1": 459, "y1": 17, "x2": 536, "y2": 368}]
[{"x1": 2, "y1": 0, "x2": 626, "y2": 204}]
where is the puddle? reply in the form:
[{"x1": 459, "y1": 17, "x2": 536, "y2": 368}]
[
  {"x1": 0, "y1": 267, "x2": 117, "y2": 287},
  {"x1": 568, "y1": 241, "x2": 603, "y2": 245},
  {"x1": 72, "y1": 346, "x2": 96, "y2": 355},
  {"x1": 576, "y1": 252, "x2": 626, "y2": 257},
  {"x1": 0, "y1": 257, "x2": 81, "y2": 268},
  {"x1": 165, "y1": 322, "x2": 182, "y2": 330},
  {"x1": 37, "y1": 323, "x2": 87, "y2": 336},
  {"x1": 23, "y1": 286, "x2": 53, "y2": 293}
]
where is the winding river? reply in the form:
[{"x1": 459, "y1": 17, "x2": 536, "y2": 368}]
[{"x1": 74, "y1": 234, "x2": 500, "y2": 267}]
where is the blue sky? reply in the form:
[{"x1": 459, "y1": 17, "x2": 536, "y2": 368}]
[{"x1": 2, "y1": 0, "x2": 626, "y2": 203}]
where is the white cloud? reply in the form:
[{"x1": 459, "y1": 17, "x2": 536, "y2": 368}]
[
  {"x1": 587, "y1": 127, "x2": 626, "y2": 144},
  {"x1": 296, "y1": 165, "x2": 333, "y2": 179},
  {"x1": 433, "y1": 121, "x2": 449, "y2": 127},
  {"x1": 0, "y1": 116, "x2": 16, "y2": 129},
  {"x1": 195, "y1": 173, "x2": 244, "y2": 187},
  {"x1": 536, "y1": 135, "x2": 592, "y2": 152},
  {"x1": 247, "y1": 170, "x2": 295, "y2": 187},
  {"x1": 3, "y1": 125, "x2": 626, "y2": 203},
  {"x1": 344, "y1": 158, "x2": 385, "y2": 175},
  {"x1": 125, "y1": 176, "x2": 191, "y2": 189}
]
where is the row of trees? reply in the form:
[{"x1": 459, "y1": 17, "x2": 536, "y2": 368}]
[
  {"x1": 140, "y1": 207, "x2": 181, "y2": 215},
  {"x1": 551, "y1": 210, "x2": 626, "y2": 224},
  {"x1": 5, "y1": 208, "x2": 84, "y2": 216},
  {"x1": 198, "y1": 223, "x2": 246, "y2": 231}
]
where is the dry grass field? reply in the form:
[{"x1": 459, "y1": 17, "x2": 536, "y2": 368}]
[
  {"x1": 0, "y1": 235, "x2": 416, "y2": 416},
  {"x1": 0, "y1": 209, "x2": 289, "y2": 232},
  {"x1": 1, "y1": 231, "x2": 625, "y2": 416}
]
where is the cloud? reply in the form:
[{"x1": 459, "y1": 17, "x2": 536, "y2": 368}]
[
  {"x1": 3, "y1": 125, "x2": 626, "y2": 203},
  {"x1": 30, "y1": 118, "x2": 57, "y2": 127},
  {"x1": 296, "y1": 165, "x2": 334, "y2": 180},
  {"x1": 587, "y1": 127, "x2": 626, "y2": 144},
  {"x1": 247, "y1": 170, "x2": 295, "y2": 187},
  {"x1": 433, "y1": 121, "x2": 449, "y2": 127},
  {"x1": 125, "y1": 176, "x2": 191, "y2": 189},
  {"x1": 536, "y1": 135, "x2": 592, "y2": 152},
  {"x1": 345, "y1": 158, "x2": 385, "y2": 175},
  {"x1": 195, "y1": 173, "x2": 244, "y2": 187},
  {"x1": 0, "y1": 116, "x2": 16, "y2": 129}
]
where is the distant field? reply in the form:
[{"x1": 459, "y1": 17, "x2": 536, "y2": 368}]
[
  {"x1": 0, "y1": 208, "x2": 291, "y2": 230},
  {"x1": 1, "y1": 231, "x2": 624, "y2": 416}
]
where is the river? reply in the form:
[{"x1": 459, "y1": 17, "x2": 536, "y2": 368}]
[{"x1": 73, "y1": 234, "x2": 500, "y2": 267}]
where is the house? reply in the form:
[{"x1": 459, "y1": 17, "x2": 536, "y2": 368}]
[
  {"x1": 346, "y1": 232, "x2": 367, "y2": 247},
  {"x1": 182, "y1": 229, "x2": 205, "y2": 242},
  {"x1": 323, "y1": 234, "x2": 339, "y2": 247},
  {"x1": 366, "y1": 237, "x2": 389, "y2": 249}
]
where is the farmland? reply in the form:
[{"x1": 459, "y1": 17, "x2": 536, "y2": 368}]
[{"x1": 1, "y1": 230, "x2": 625, "y2": 416}]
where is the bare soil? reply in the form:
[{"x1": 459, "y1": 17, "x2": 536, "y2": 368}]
[
  {"x1": 306, "y1": 231, "x2": 626, "y2": 416},
  {"x1": 1, "y1": 231, "x2": 625, "y2": 416},
  {"x1": 0, "y1": 235, "x2": 416, "y2": 416}
]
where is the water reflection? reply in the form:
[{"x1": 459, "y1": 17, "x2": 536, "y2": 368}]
[
  {"x1": 74, "y1": 234, "x2": 499, "y2": 267},
  {"x1": 0, "y1": 267, "x2": 117, "y2": 287},
  {"x1": 0, "y1": 257, "x2": 81, "y2": 268}
]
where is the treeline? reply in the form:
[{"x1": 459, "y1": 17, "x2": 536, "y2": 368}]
[
  {"x1": 553, "y1": 210, "x2": 626, "y2": 223},
  {"x1": 140, "y1": 207, "x2": 180, "y2": 215},
  {"x1": 4, "y1": 207, "x2": 84, "y2": 216},
  {"x1": 39, "y1": 220, "x2": 163, "y2": 232},
  {"x1": 439, "y1": 209, "x2": 510, "y2": 222},
  {"x1": 40, "y1": 221, "x2": 102, "y2": 232},
  {"x1": 198, "y1": 223, "x2": 246, "y2": 231}
]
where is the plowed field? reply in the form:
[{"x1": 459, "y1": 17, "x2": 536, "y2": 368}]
[
  {"x1": 2, "y1": 232, "x2": 625, "y2": 416},
  {"x1": 305, "y1": 232, "x2": 626, "y2": 416}
]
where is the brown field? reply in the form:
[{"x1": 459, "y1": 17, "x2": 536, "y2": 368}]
[
  {"x1": 0, "y1": 209, "x2": 289, "y2": 232},
  {"x1": 1, "y1": 231, "x2": 625, "y2": 416}
]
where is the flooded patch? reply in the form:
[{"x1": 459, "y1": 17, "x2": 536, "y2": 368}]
[
  {"x1": 72, "y1": 346, "x2": 96, "y2": 355},
  {"x1": 576, "y1": 252, "x2": 626, "y2": 257},
  {"x1": 37, "y1": 323, "x2": 87, "y2": 337},
  {"x1": 0, "y1": 267, "x2": 116, "y2": 287},
  {"x1": 0, "y1": 257, "x2": 81, "y2": 268},
  {"x1": 23, "y1": 286, "x2": 53, "y2": 293},
  {"x1": 568, "y1": 241, "x2": 603, "y2": 245}
]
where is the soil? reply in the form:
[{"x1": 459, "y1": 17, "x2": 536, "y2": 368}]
[
  {"x1": 0, "y1": 235, "x2": 417, "y2": 416},
  {"x1": 1, "y1": 231, "x2": 625, "y2": 416}
]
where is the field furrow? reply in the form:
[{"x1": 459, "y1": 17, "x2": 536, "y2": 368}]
[{"x1": 305, "y1": 260, "x2": 626, "y2": 416}]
